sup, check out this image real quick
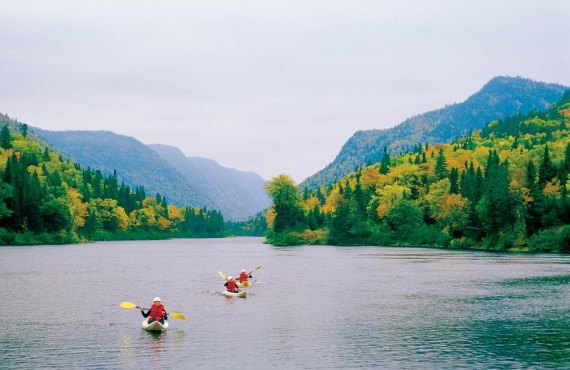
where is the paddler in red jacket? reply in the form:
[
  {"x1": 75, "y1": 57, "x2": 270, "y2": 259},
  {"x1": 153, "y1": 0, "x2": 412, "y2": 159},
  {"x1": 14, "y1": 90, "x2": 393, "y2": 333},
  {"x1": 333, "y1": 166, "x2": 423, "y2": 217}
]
[
  {"x1": 224, "y1": 276, "x2": 240, "y2": 293},
  {"x1": 140, "y1": 297, "x2": 168, "y2": 324},
  {"x1": 238, "y1": 269, "x2": 252, "y2": 283}
]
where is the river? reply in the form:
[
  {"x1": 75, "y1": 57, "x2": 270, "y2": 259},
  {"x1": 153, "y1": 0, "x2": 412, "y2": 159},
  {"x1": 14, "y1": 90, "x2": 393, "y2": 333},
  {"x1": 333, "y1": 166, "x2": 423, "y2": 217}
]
[{"x1": 0, "y1": 237, "x2": 568, "y2": 369}]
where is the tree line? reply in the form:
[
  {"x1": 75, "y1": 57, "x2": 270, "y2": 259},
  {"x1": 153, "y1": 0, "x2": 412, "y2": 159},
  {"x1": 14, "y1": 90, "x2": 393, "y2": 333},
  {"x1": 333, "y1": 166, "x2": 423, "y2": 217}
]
[{"x1": 264, "y1": 91, "x2": 570, "y2": 252}]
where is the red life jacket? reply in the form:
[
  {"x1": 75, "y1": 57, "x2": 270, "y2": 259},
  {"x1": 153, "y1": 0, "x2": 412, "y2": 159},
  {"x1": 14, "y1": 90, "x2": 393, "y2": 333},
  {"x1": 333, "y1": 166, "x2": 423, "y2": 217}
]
[
  {"x1": 227, "y1": 280, "x2": 237, "y2": 292},
  {"x1": 239, "y1": 272, "x2": 249, "y2": 282},
  {"x1": 149, "y1": 304, "x2": 165, "y2": 320}
]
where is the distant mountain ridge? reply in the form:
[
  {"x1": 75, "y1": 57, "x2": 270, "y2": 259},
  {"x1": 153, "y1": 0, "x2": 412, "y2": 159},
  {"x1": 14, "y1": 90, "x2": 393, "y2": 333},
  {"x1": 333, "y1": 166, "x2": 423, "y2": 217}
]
[
  {"x1": 301, "y1": 76, "x2": 568, "y2": 188},
  {"x1": 31, "y1": 129, "x2": 269, "y2": 220},
  {"x1": 148, "y1": 144, "x2": 269, "y2": 221}
]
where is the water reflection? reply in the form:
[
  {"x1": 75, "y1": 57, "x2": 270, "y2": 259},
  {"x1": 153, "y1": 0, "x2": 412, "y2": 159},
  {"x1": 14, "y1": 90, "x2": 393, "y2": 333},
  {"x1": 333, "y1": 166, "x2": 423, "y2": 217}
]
[{"x1": 144, "y1": 330, "x2": 167, "y2": 367}]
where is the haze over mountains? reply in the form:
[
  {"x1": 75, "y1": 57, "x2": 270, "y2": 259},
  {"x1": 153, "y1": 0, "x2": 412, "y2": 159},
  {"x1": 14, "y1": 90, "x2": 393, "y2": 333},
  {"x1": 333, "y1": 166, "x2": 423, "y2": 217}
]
[
  {"x1": 301, "y1": 76, "x2": 569, "y2": 188},
  {"x1": 31, "y1": 128, "x2": 269, "y2": 221},
  {"x1": 148, "y1": 144, "x2": 270, "y2": 221}
]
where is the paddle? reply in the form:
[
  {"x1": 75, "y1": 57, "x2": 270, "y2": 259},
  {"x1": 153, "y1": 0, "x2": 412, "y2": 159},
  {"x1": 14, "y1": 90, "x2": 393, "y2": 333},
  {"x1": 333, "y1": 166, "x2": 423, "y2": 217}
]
[
  {"x1": 120, "y1": 301, "x2": 187, "y2": 320},
  {"x1": 248, "y1": 265, "x2": 262, "y2": 276}
]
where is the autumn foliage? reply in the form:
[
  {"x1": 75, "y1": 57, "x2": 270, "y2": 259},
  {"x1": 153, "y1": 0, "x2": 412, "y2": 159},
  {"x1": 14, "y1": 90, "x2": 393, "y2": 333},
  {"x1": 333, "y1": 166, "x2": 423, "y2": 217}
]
[{"x1": 265, "y1": 91, "x2": 570, "y2": 252}]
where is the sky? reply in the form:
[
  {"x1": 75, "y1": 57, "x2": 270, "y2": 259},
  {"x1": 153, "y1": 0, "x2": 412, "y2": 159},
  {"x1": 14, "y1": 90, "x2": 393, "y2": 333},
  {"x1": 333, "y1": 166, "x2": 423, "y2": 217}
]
[{"x1": 1, "y1": 1, "x2": 568, "y2": 182}]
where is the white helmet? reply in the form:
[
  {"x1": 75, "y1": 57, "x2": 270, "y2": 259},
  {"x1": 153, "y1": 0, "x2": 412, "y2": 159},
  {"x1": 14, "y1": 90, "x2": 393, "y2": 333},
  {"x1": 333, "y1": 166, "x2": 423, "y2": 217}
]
[
  {"x1": 153, "y1": 297, "x2": 161, "y2": 302},
  {"x1": 241, "y1": 269, "x2": 246, "y2": 272},
  {"x1": 228, "y1": 276, "x2": 234, "y2": 280}
]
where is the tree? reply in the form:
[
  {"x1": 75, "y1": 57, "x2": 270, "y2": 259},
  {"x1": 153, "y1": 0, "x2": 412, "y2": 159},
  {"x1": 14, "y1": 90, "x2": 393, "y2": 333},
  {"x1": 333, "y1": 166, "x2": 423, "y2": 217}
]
[
  {"x1": 449, "y1": 167, "x2": 459, "y2": 194},
  {"x1": 0, "y1": 125, "x2": 12, "y2": 150},
  {"x1": 20, "y1": 124, "x2": 28, "y2": 138},
  {"x1": 379, "y1": 147, "x2": 391, "y2": 174},
  {"x1": 434, "y1": 148, "x2": 448, "y2": 180},
  {"x1": 40, "y1": 196, "x2": 70, "y2": 232},
  {"x1": 264, "y1": 174, "x2": 306, "y2": 232},
  {"x1": 384, "y1": 199, "x2": 423, "y2": 233},
  {"x1": 538, "y1": 145, "x2": 557, "y2": 189}
]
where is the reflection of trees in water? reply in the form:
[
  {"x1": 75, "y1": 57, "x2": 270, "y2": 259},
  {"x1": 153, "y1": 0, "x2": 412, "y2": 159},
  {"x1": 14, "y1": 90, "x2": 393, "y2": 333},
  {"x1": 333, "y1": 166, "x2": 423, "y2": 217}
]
[
  {"x1": 171, "y1": 330, "x2": 186, "y2": 353},
  {"x1": 119, "y1": 334, "x2": 134, "y2": 366}
]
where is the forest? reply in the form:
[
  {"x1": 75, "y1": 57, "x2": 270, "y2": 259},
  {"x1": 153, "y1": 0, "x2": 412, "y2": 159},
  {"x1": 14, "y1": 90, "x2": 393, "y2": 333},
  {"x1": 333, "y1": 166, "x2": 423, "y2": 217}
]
[
  {"x1": 264, "y1": 91, "x2": 570, "y2": 252},
  {"x1": 0, "y1": 121, "x2": 225, "y2": 244}
]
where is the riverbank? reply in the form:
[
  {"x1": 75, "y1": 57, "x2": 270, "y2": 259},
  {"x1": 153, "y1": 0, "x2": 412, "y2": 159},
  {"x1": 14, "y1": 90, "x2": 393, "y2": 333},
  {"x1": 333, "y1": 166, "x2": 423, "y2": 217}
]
[{"x1": 265, "y1": 224, "x2": 570, "y2": 253}]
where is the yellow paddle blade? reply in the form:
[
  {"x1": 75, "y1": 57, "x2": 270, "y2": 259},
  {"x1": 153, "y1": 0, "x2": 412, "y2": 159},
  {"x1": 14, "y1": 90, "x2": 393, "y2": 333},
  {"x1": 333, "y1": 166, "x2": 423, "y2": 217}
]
[
  {"x1": 249, "y1": 265, "x2": 262, "y2": 274},
  {"x1": 217, "y1": 270, "x2": 227, "y2": 280},
  {"x1": 120, "y1": 301, "x2": 137, "y2": 309},
  {"x1": 170, "y1": 312, "x2": 186, "y2": 320}
]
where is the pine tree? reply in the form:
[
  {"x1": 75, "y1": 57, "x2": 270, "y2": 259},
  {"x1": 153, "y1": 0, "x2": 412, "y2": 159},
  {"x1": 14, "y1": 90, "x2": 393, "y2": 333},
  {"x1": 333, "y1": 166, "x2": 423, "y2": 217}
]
[
  {"x1": 20, "y1": 124, "x2": 28, "y2": 138},
  {"x1": 449, "y1": 167, "x2": 459, "y2": 194},
  {"x1": 538, "y1": 145, "x2": 557, "y2": 189},
  {"x1": 379, "y1": 147, "x2": 391, "y2": 174},
  {"x1": 434, "y1": 148, "x2": 448, "y2": 180},
  {"x1": 0, "y1": 125, "x2": 12, "y2": 150}
]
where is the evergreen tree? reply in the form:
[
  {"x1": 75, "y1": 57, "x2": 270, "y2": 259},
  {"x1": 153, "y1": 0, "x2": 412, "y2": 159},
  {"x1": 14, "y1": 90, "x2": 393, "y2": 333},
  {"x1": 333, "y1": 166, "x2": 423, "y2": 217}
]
[
  {"x1": 0, "y1": 125, "x2": 12, "y2": 150},
  {"x1": 379, "y1": 147, "x2": 391, "y2": 174},
  {"x1": 434, "y1": 148, "x2": 448, "y2": 180},
  {"x1": 20, "y1": 123, "x2": 28, "y2": 138},
  {"x1": 538, "y1": 145, "x2": 557, "y2": 188},
  {"x1": 449, "y1": 167, "x2": 459, "y2": 194}
]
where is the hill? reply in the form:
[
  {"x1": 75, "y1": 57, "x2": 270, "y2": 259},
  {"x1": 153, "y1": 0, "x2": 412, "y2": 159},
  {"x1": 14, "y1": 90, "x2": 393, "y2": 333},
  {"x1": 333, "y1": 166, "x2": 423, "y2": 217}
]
[{"x1": 302, "y1": 76, "x2": 568, "y2": 189}]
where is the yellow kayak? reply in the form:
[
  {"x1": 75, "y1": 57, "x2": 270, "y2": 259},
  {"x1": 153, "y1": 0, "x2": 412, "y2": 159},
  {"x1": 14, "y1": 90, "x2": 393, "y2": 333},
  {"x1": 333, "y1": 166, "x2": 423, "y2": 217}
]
[{"x1": 236, "y1": 280, "x2": 251, "y2": 288}]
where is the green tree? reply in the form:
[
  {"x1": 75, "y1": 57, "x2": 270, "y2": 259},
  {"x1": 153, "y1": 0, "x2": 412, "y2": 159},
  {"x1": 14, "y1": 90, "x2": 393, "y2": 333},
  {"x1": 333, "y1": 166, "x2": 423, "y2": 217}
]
[
  {"x1": 379, "y1": 147, "x2": 391, "y2": 174},
  {"x1": 538, "y1": 145, "x2": 557, "y2": 189},
  {"x1": 449, "y1": 167, "x2": 459, "y2": 194},
  {"x1": 264, "y1": 174, "x2": 306, "y2": 232},
  {"x1": 0, "y1": 124, "x2": 12, "y2": 150},
  {"x1": 20, "y1": 123, "x2": 28, "y2": 138},
  {"x1": 434, "y1": 148, "x2": 448, "y2": 180}
]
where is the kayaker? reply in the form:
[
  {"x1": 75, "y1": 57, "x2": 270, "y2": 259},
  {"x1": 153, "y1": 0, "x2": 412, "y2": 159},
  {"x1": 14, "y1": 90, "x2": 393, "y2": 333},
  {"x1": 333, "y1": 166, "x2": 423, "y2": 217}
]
[
  {"x1": 140, "y1": 297, "x2": 168, "y2": 324},
  {"x1": 224, "y1": 276, "x2": 240, "y2": 293},
  {"x1": 238, "y1": 269, "x2": 252, "y2": 283}
]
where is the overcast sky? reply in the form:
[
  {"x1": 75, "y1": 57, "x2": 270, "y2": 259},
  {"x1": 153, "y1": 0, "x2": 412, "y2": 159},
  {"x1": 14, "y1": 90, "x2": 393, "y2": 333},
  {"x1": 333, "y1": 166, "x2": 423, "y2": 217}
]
[{"x1": 1, "y1": 1, "x2": 568, "y2": 182}]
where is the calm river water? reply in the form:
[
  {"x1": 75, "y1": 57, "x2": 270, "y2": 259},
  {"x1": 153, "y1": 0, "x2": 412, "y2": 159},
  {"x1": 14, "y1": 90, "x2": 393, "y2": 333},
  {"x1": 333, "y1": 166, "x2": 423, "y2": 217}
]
[{"x1": 0, "y1": 237, "x2": 569, "y2": 369}]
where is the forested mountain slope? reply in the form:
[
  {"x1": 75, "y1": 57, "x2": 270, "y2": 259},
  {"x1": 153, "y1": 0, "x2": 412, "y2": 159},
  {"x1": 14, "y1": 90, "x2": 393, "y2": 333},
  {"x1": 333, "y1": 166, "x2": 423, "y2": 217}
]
[
  {"x1": 302, "y1": 76, "x2": 568, "y2": 189},
  {"x1": 32, "y1": 129, "x2": 208, "y2": 207},
  {"x1": 265, "y1": 91, "x2": 570, "y2": 252},
  {"x1": 31, "y1": 129, "x2": 267, "y2": 220},
  {"x1": 0, "y1": 115, "x2": 225, "y2": 244}
]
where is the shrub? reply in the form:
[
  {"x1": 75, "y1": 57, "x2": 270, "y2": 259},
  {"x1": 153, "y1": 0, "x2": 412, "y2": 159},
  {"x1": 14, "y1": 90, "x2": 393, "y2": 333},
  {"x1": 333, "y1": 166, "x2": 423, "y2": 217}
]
[{"x1": 528, "y1": 225, "x2": 570, "y2": 253}]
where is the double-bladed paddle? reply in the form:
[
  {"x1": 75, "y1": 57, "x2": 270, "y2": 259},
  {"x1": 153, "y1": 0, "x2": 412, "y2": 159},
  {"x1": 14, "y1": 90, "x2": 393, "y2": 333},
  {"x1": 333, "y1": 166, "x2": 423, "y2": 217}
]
[{"x1": 120, "y1": 301, "x2": 186, "y2": 320}]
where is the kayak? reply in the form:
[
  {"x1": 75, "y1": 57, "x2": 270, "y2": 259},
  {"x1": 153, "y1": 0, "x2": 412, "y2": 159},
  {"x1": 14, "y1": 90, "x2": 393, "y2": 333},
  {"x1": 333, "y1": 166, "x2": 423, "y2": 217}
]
[
  {"x1": 236, "y1": 280, "x2": 251, "y2": 288},
  {"x1": 142, "y1": 319, "x2": 169, "y2": 331},
  {"x1": 222, "y1": 290, "x2": 247, "y2": 298}
]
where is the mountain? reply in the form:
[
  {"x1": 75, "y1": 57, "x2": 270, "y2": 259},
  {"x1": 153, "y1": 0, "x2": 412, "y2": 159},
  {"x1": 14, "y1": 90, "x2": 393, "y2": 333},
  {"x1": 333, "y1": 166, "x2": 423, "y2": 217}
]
[
  {"x1": 31, "y1": 129, "x2": 207, "y2": 203},
  {"x1": 266, "y1": 91, "x2": 570, "y2": 252},
  {"x1": 301, "y1": 76, "x2": 569, "y2": 188},
  {"x1": 148, "y1": 144, "x2": 270, "y2": 221},
  {"x1": 31, "y1": 129, "x2": 268, "y2": 220},
  {"x1": 0, "y1": 114, "x2": 225, "y2": 245}
]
